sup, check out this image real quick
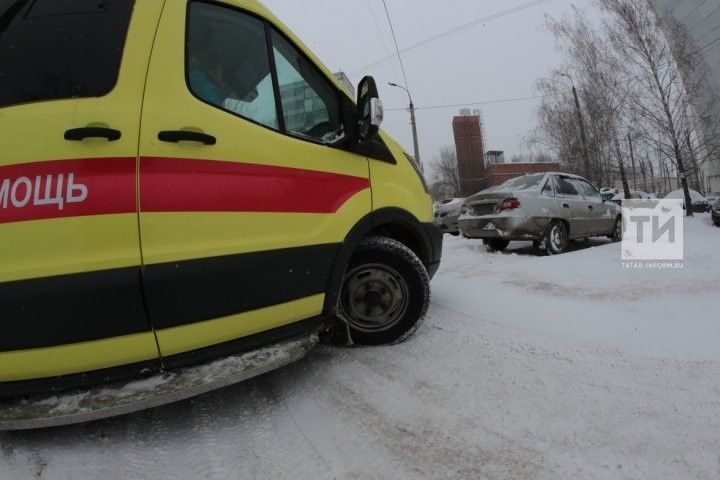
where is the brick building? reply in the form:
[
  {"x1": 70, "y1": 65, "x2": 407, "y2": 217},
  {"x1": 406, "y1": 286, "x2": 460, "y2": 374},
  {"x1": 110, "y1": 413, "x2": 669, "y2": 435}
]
[
  {"x1": 452, "y1": 112, "x2": 486, "y2": 196},
  {"x1": 484, "y1": 162, "x2": 561, "y2": 188}
]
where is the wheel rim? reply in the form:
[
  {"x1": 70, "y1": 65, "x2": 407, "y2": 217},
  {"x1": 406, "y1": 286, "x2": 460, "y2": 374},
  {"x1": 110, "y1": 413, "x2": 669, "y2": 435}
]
[
  {"x1": 340, "y1": 263, "x2": 409, "y2": 333},
  {"x1": 550, "y1": 224, "x2": 565, "y2": 251}
]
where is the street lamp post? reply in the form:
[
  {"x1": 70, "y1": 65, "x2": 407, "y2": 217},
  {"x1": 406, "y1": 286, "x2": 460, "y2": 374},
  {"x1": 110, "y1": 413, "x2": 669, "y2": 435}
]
[
  {"x1": 560, "y1": 73, "x2": 591, "y2": 183},
  {"x1": 388, "y1": 82, "x2": 421, "y2": 170}
]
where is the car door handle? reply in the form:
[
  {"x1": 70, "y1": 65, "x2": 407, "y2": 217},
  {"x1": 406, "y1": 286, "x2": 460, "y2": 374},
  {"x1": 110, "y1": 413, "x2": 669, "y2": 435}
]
[
  {"x1": 64, "y1": 127, "x2": 121, "y2": 142},
  {"x1": 562, "y1": 203, "x2": 570, "y2": 209},
  {"x1": 158, "y1": 130, "x2": 216, "y2": 145},
  {"x1": 588, "y1": 205, "x2": 594, "y2": 210}
]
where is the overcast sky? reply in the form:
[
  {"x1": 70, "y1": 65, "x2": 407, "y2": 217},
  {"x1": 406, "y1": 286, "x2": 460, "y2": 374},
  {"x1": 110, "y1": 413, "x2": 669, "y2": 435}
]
[{"x1": 262, "y1": 0, "x2": 598, "y2": 167}]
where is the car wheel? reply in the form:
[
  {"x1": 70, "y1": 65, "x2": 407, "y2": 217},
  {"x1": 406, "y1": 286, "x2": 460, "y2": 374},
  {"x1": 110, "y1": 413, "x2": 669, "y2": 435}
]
[
  {"x1": 545, "y1": 220, "x2": 568, "y2": 255},
  {"x1": 339, "y1": 237, "x2": 429, "y2": 345},
  {"x1": 713, "y1": 218, "x2": 720, "y2": 227},
  {"x1": 486, "y1": 239, "x2": 510, "y2": 251},
  {"x1": 610, "y1": 216, "x2": 623, "y2": 242}
]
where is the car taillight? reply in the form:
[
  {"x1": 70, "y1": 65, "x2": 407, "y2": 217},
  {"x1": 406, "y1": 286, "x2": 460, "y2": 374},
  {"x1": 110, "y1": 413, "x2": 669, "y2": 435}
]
[
  {"x1": 500, "y1": 197, "x2": 521, "y2": 211},
  {"x1": 461, "y1": 204, "x2": 468, "y2": 215}
]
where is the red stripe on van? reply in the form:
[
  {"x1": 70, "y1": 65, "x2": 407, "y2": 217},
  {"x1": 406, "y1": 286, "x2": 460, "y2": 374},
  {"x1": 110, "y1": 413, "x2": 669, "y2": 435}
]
[
  {"x1": 0, "y1": 157, "x2": 136, "y2": 224},
  {"x1": 140, "y1": 157, "x2": 370, "y2": 214}
]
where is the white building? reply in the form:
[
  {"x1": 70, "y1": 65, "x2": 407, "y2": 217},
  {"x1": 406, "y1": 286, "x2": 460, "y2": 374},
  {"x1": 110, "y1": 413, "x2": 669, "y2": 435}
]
[{"x1": 648, "y1": 0, "x2": 720, "y2": 193}]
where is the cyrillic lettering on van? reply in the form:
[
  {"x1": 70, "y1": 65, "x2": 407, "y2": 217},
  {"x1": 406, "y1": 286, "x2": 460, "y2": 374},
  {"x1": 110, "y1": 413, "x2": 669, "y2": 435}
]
[
  {"x1": 66, "y1": 174, "x2": 88, "y2": 204},
  {"x1": 33, "y1": 174, "x2": 65, "y2": 210},
  {"x1": 0, "y1": 174, "x2": 87, "y2": 211}
]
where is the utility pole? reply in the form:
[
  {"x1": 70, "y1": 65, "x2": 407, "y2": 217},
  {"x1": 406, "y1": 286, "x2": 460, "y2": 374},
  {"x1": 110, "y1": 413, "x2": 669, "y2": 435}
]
[
  {"x1": 382, "y1": 1, "x2": 420, "y2": 170},
  {"x1": 561, "y1": 73, "x2": 591, "y2": 183},
  {"x1": 389, "y1": 82, "x2": 421, "y2": 169}
]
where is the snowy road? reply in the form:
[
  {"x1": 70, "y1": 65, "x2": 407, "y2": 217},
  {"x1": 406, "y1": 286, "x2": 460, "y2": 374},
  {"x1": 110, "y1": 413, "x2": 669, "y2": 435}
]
[{"x1": 1, "y1": 216, "x2": 719, "y2": 479}]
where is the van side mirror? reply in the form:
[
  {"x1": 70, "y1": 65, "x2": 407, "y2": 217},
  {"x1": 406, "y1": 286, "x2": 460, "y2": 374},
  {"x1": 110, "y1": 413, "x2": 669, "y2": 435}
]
[{"x1": 356, "y1": 76, "x2": 383, "y2": 145}]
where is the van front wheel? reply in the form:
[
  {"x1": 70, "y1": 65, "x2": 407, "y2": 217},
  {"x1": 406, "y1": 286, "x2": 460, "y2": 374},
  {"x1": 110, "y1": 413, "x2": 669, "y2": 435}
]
[{"x1": 339, "y1": 237, "x2": 430, "y2": 345}]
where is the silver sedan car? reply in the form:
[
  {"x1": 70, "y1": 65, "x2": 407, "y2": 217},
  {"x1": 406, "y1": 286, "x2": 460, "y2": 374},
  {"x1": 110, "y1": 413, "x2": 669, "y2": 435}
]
[
  {"x1": 434, "y1": 198, "x2": 464, "y2": 235},
  {"x1": 458, "y1": 172, "x2": 623, "y2": 254}
]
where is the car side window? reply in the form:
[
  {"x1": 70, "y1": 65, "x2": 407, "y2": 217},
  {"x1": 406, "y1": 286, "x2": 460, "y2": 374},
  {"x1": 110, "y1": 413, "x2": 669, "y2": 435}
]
[
  {"x1": 541, "y1": 178, "x2": 555, "y2": 196},
  {"x1": 574, "y1": 180, "x2": 602, "y2": 202},
  {"x1": 187, "y1": 2, "x2": 279, "y2": 129},
  {"x1": 555, "y1": 176, "x2": 580, "y2": 197},
  {"x1": 271, "y1": 29, "x2": 342, "y2": 142}
]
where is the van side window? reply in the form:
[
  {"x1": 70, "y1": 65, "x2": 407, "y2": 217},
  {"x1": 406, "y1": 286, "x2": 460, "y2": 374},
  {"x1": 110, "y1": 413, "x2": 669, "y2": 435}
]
[
  {"x1": 0, "y1": 0, "x2": 15, "y2": 18},
  {"x1": 271, "y1": 30, "x2": 342, "y2": 142},
  {"x1": 187, "y1": 2, "x2": 278, "y2": 129},
  {"x1": 0, "y1": 0, "x2": 135, "y2": 108}
]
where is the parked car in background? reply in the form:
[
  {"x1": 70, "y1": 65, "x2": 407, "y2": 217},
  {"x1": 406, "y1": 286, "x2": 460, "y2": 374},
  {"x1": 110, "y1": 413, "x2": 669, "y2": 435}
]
[
  {"x1": 459, "y1": 173, "x2": 622, "y2": 254},
  {"x1": 434, "y1": 198, "x2": 464, "y2": 235},
  {"x1": 711, "y1": 198, "x2": 720, "y2": 227},
  {"x1": 610, "y1": 190, "x2": 650, "y2": 205},
  {"x1": 706, "y1": 192, "x2": 720, "y2": 205},
  {"x1": 600, "y1": 187, "x2": 618, "y2": 201},
  {"x1": 665, "y1": 189, "x2": 709, "y2": 213}
]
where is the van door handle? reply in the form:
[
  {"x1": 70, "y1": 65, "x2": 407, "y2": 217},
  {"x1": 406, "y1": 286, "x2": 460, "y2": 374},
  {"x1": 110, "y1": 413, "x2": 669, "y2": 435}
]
[
  {"x1": 158, "y1": 131, "x2": 216, "y2": 145},
  {"x1": 562, "y1": 203, "x2": 570, "y2": 209},
  {"x1": 64, "y1": 127, "x2": 121, "y2": 142},
  {"x1": 588, "y1": 205, "x2": 594, "y2": 210}
]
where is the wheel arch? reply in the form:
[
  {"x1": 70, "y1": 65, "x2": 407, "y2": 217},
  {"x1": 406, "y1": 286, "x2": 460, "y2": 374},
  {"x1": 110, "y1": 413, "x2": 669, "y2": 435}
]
[
  {"x1": 322, "y1": 208, "x2": 438, "y2": 315},
  {"x1": 553, "y1": 217, "x2": 571, "y2": 236}
]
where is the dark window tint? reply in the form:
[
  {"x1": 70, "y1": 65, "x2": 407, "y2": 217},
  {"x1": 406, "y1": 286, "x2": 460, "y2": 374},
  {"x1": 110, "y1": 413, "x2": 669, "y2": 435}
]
[
  {"x1": 271, "y1": 29, "x2": 341, "y2": 141},
  {"x1": 555, "y1": 176, "x2": 580, "y2": 196},
  {"x1": 187, "y1": 2, "x2": 278, "y2": 129},
  {"x1": 0, "y1": 0, "x2": 135, "y2": 108},
  {"x1": 0, "y1": 0, "x2": 15, "y2": 18}
]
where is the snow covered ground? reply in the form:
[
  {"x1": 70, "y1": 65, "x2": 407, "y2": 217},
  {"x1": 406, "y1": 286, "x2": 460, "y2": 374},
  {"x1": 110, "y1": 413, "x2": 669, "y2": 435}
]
[{"x1": 1, "y1": 215, "x2": 719, "y2": 479}]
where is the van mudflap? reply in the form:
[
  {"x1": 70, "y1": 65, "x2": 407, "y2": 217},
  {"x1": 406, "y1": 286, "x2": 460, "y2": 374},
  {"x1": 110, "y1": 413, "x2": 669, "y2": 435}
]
[{"x1": 0, "y1": 335, "x2": 318, "y2": 431}]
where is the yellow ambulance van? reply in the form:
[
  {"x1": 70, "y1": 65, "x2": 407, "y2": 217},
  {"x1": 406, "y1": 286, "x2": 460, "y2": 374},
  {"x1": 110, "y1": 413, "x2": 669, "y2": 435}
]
[{"x1": 0, "y1": 0, "x2": 441, "y2": 399}]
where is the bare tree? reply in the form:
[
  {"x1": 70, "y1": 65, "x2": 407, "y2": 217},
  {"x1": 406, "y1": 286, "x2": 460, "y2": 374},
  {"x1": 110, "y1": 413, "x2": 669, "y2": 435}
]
[
  {"x1": 534, "y1": 8, "x2": 631, "y2": 187},
  {"x1": 429, "y1": 147, "x2": 461, "y2": 199},
  {"x1": 598, "y1": 0, "x2": 703, "y2": 215}
]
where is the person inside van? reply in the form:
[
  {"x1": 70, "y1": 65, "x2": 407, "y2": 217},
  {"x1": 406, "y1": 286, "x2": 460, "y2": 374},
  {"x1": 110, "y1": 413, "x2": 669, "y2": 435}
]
[
  {"x1": 187, "y1": 18, "x2": 274, "y2": 125},
  {"x1": 188, "y1": 49, "x2": 226, "y2": 107}
]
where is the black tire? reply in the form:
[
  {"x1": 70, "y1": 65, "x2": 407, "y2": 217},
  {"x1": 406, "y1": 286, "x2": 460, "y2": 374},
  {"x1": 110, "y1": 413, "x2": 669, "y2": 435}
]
[
  {"x1": 486, "y1": 239, "x2": 510, "y2": 251},
  {"x1": 449, "y1": 231, "x2": 460, "y2": 236},
  {"x1": 544, "y1": 220, "x2": 568, "y2": 255},
  {"x1": 610, "y1": 216, "x2": 623, "y2": 242},
  {"x1": 339, "y1": 237, "x2": 430, "y2": 345},
  {"x1": 713, "y1": 218, "x2": 720, "y2": 227}
]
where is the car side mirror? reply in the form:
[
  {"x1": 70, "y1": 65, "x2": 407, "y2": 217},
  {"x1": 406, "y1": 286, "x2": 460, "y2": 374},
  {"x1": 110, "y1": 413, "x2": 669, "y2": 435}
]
[{"x1": 356, "y1": 76, "x2": 383, "y2": 145}]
